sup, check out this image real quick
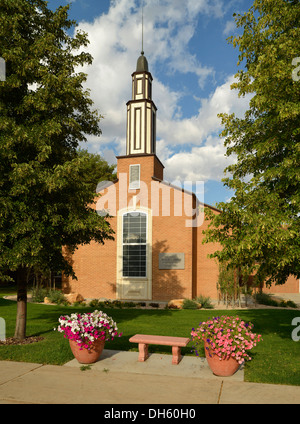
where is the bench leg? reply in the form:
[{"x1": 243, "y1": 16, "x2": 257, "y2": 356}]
[
  {"x1": 172, "y1": 346, "x2": 182, "y2": 365},
  {"x1": 138, "y1": 343, "x2": 149, "y2": 362}
]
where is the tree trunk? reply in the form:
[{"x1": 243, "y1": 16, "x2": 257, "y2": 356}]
[{"x1": 14, "y1": 268, "x2": 27, "y2": 340}]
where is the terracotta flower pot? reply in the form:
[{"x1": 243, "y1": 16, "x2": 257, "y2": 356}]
[
  {"x1": 204, "y1": 341, "x2": 240, "y2": 377},
  {"x1": 69, "y1": 338, "x2": 105, "y2": 364}
]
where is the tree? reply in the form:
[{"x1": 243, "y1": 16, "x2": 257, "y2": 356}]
[
  {"x1": 203, "y1": 0, "x2": 300, "y2": 288},
  {"x1": 0, "y1": 1, "x2": 115, "y2": 339}
]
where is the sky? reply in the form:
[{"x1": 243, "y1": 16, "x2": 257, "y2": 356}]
[{"x1": 47, "y1": 0, "x2": 254, "y2": 207}]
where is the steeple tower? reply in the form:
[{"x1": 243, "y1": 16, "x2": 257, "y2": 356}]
[{"x1": 126, "y1": 51, "x2": 157, "y2": 155}]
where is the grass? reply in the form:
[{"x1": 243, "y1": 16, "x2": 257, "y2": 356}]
[{"x1": 0, "y1": 292, "x2": 299, "y2": 386}]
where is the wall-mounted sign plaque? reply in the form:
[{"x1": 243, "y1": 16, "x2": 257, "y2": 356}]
[{"x1": 159, "y1": 253, "x2": 185, "y2": 270}]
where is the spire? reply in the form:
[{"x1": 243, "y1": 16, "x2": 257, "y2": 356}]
[
  {"x1": 125, "y1": 0, "x2": 156, "y2": 156},
  {"x1": 136, "y1": 1, "x2": 148, "y2": 72}
]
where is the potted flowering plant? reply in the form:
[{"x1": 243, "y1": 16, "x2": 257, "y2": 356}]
[
  {"x1": 191, "y1": 315, "x2": 262, "y2": 376},
  {"x1": 55, "y1": 310, "x2": 122, "y2": 364}
]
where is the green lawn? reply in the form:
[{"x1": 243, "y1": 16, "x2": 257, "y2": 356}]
[{"x1": 0, "y1": 294, "x2": 299, "y2": 386}]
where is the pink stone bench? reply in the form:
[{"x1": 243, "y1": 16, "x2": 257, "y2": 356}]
[{"x1": 129, "y1": 334, "x2": 190, "y2": 365}]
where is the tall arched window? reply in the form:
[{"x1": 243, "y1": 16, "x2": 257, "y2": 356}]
[{"x1": 123, "y1": 212, "x2": 147, "y2": 277}]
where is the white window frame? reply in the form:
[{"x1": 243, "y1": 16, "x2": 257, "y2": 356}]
[{"x1": 122, "y1": 211, "x2": 147, "y2": 278}]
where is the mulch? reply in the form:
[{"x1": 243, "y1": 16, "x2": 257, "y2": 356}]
[{"x1": 0, "y1": 336, "x2": 44, "y2": 346}]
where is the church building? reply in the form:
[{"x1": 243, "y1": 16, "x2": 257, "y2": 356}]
[{"x1": 62, "y1": 52, "x2": 299, "y2": 301}]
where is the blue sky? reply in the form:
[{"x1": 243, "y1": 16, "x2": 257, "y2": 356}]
[{"x1": 47, "y1": 0, "x2": 254, "y2": 207}]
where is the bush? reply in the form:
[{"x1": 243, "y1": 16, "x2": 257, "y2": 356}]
[
  {"x1": 31, "y1": 287, "x2": 49, "y2": 303},
  {"x1": 194, "y1": 295, "x2": 214, "y2": 309},
  {"x1": 149, "y1": 302, "x2": 159, "y2": 308},
  {"x1": 89, "y1": 299, "x2": 101, "y2": 308},
  {"x1": 112, "y1": 300, "x2": 123, "y2": 308},
  {"x1": 123, "y1": 302, "x2": 136, "y2": 308},
  {"x1": 279, "y1": 299, "x2": 297, "y2": 308},
  {"x1": 47, "y1": 289, "x2": 65, "y2": 304},
  {"x1": 286, "y1": 300, "x2": 297, "y2": 308},
  {"x1": 182, "y1": 299, "x2": 199, "y2": 309},
  {"x1": 72, "y1": 301, "x2": 86, "y2": 307},
  {"x1": 253, "y1": 293, "x2": 278, "y2": 307}
]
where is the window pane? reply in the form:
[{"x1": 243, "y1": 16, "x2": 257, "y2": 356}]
[
  {"x1": 123, "y1": 244, "x2": 146, "y2": 277},
  {"x1": 123, "y1": 212, "x2": 147, "y2": 244}
]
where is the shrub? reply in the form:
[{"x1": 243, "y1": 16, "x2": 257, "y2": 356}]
[
  {"x1": 112, "y1": 300, "x2": 123, "y2": 308},
  {"x1": 73, "y1": 301, "x2": 86, "y2": 307},
  {"x1": 123, "y1": 302, "x2": 136, "y2": 308},
  {"x1": 286, "y1": 300, "x2": 297, "y2": 308},
  {"x1": 31, "y1": 287, "x2": 49, "y2": 303},
  {"x1": 182, "y1": 299, "x2": 199, "y2": 309},
  {"x1": 194, "y1": 295, "x2": 214, "y2": 309},
  {"x1": 253, "y1": 293, "x2": 278, "y2": 307},
  {"x1": 89, "y1": 299, "x2": 101, "y2": 308},
  {"x1": 47, "y1": 289, "x2": 65, "y2": 304},
  {"x1": 149, "y1": 302, "x2": 159, "y2": 308}
]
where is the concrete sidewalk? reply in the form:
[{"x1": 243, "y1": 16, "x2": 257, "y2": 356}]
[{"x1": 0, "y1": 350, "x2": 300, "y2": 405}]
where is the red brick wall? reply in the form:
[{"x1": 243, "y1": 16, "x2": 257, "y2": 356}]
[
  {"x1": 263, "y1": 275, "x2": 299, "y2": 294},
  {"x1": 63, "y1": 219, "x2": 118, "y2": 299},
  {"x1": 196, "y1": 207, "x2": 221, "y2": 299},
  {"x1": 62, "y1": 155, "x2": 299, "y2": 301}
]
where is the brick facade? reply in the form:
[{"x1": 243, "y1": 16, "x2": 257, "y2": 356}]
[
  {"x1": 62, "y1": 154, "x2": 223, "y2": 301},
  {"x1": 62, "y1": 154, "x2": 299, "y2": 300}
]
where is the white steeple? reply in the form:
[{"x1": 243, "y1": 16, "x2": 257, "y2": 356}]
[{"x1": 126, "y1": 52, "x2": 157, "y2": 155}]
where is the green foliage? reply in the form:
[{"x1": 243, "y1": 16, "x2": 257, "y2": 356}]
[
  {"x1": 286, "y1": 300, "x2": 297, "y2": 308},
  {"x1": 253, "y1": 293, "x2": 279, "y2": 307},
  {"x1": 31, "y1": 287, "x2": 49, "y2": 303},
  {"x1": 0, "y1": 0, "x2": 116, "y2": 338},
  {"x1": 31, "y1": 288, "x2": 66, "y2": 304},
  {"x1": 203, "y1": 0, "x2": 300, "y2": 288},
  {"x1": 194, "y1": 295, "x2": 214, "y2": 309},
  {"x1": 0, "y1": 1, "x2": 115, "y2": 280},
  {"x1": 182, "y1": 296, "x2": 213, "y2": 310},
  {"x1": 88, "y1": 299, "x2": 102, "y2": 308},
  {"x1": 47, "y1": 289, "x2": 66, "y2": 304},
  {"x1": 253, "y1": 293, "x2": 298, "y2": 308},
  {"x1": 149, "y1": 302, "x2": 159, "y2": 308},
  {"x1": 122, "y1": 302, "x2": 136, "y2": 308},
  {"x1": 182, "y1": 299, "x2": 199, "y2": 310}
]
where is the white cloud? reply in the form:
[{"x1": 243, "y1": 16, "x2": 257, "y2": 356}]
[
  {"x1": 163, "y1": 135, "x2": 236, "y2": 183},
  {"x1": 156, "y1": 75, "x2": 252, "y2": 147},
  {"x1": 223, "y1": 19, "x2": 236, "y2": 36}
]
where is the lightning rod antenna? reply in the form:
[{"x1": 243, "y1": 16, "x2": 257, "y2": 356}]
[{"x1": 141, "y1": 0, "x2": 144, "y2": 54}]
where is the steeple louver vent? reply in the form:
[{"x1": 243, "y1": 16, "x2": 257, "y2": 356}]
[{"x1": 129, "y1": 164, "x2": 140, "y2": 189}]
